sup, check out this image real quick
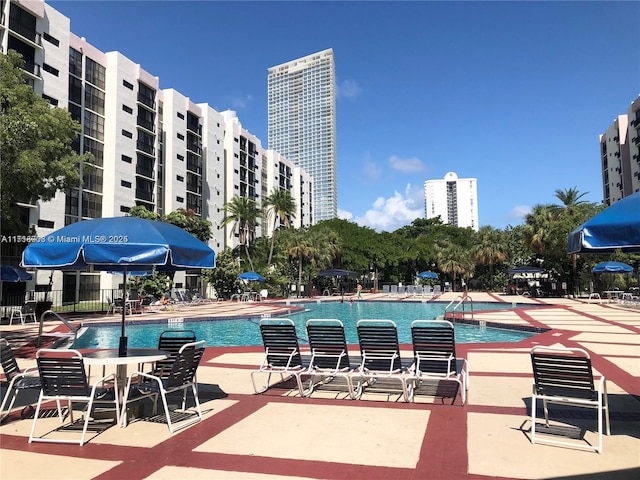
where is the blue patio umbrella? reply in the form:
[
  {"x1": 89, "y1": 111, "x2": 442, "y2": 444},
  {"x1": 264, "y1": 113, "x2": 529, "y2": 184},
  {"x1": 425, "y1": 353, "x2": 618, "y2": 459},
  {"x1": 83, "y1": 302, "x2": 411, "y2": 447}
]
[
  {"x1": 317, "y1": 269, "x2": 357, "y2": 277},
  {"x1": 1, "y1": 265, "x2": 32, "y2": 282},
  {"x1": 238, "y1": 271, "x2": 265, "y2": 282},
  {"x1": 591, "y1": 261, "x2": 633, "y2": 273},
  {"x1": 22, "y1": 216, "x2": 215, "y2": 355},
  {"x1": 567, "y1": 191, "x2": 640, "y2": 254},
  {"x1": 417, "y1": 271, "x2": 438, "y2": 279}
]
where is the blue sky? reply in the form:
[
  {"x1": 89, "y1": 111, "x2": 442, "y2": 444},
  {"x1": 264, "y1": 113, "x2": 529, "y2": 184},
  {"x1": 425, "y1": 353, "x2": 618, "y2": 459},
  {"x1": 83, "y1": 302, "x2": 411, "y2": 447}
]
[{"x1": 50, "y1": 1, "x2": 640, "y2": 232}]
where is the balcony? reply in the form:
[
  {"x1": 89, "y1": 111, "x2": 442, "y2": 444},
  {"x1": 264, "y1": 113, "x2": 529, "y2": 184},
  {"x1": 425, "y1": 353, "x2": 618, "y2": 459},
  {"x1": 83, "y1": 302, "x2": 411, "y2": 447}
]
[
  {"x1": 135, "y1": 189, "x2": 154, "y2": 202},
  {"x1": 136, "y1": 141, "x2": 155, "y2": 156},
  {"x1": 136, "y1": 165, "x2": 154, "y2": 178}
]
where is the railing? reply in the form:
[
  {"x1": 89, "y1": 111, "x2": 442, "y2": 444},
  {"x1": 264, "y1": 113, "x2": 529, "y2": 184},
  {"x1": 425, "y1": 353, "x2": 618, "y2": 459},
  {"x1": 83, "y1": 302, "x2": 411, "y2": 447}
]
[
  {"x1": 444, "y1": 294, "x2": 474, "y2": 321},
  {"x1": 37, "y1": 310, "x2": 79, "y2": 347}
]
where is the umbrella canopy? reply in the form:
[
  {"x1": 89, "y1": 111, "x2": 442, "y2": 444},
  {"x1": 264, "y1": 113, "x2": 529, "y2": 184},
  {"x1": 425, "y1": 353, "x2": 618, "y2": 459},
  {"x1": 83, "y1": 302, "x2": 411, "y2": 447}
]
[
  {"x1": 1, "y1": 265, "x2": 32, "y2": 282},
  {"x1": 592, "y1": 261, "x2": 633, "y2": 274},
  {"x1": 238, "y1": 271, "x2": 265, "y2": 282},
  {"x1": 317, "y1": 268, "x2": 357, "y2": 277},
  {"x1": 22, "y1": 217, "x2": 215, "y2": 355},
  {"x1": 567, "y1": 191, "x2": 640, "y2": 254},
  {"x1": 417, "y1": 271, "x2": 438, "y2": 279}
]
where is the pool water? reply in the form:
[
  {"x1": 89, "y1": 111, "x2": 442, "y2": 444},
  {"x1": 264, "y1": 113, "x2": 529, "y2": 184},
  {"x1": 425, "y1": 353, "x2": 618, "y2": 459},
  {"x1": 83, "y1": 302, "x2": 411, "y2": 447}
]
[{"x1": 74, "y1": 301, "x2": 537, "y2": 349}]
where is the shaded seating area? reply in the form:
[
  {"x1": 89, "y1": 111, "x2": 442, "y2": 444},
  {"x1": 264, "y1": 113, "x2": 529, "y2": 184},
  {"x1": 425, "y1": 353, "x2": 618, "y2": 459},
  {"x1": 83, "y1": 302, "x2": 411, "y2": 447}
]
[
  {"x1": 305, "y1": 319, "x2": 362, "y2": 399},
  {"x1": 0, "y1": 339, "x2": 51, "y2": 422},
  {"x1": 355, "y1": 319, "x2": 413, "y2": 402},
  {"x1": 410, "y1": 320, "x2": 468, "y2": 405},
  {"x1": 251, "y1": 318, "x2": 307, "y2": 395},
  {"x1": 530, "y1": 345, "x2": 610, "y2": 453},
  {"x1": 28, "y1": 349, "x2": 119, "y2": 446},
  {"x1": 9, "y1": 300, "x2": 37, "y2": 325},
  {"x1": 121, "y1": 340, "x2": 206, "y2": 434}
]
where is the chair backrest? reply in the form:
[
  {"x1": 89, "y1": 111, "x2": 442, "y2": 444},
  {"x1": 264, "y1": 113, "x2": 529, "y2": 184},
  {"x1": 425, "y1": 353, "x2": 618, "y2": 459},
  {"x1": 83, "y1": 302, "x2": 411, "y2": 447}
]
[
  {"x1": 306, "y1": 319, "x2": 351, "y2": 370},
  {"x1": 531, "y1": 346, "x2": 596, "y2": 400},
  {"x1": 259, "y1": 318, "x2": 303, "y2": 368},
  {"x1": 156, "y1": 330, "x2": 197, "y2": 375},
  {"x1": 36, "y1": 349, "x2": 89, "y2": 397},
  {"x1": 0, "y1": 339, "x2": 21, "y2": 382},
  {"x1": 411, "y1": 320, "x2": 457, "y2": 375},
  {"x1": 356, "y1": 319, "x2": 402, "y2": 371},
  {"x1": 23, "y1": 301, "x2": 37, "y2": 314},
  {"x1": 166, "y1": 341, "x2": 206, "y2": 387}
]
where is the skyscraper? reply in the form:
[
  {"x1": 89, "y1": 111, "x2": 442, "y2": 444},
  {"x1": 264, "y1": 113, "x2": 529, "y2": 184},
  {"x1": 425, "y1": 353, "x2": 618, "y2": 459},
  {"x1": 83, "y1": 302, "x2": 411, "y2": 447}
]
[
  {"x1": 424, "y1": 172, "x2": 479, "y2": 231},
  {"x1": 268, "y1": 49, "x2": 337, "y2": 223}
]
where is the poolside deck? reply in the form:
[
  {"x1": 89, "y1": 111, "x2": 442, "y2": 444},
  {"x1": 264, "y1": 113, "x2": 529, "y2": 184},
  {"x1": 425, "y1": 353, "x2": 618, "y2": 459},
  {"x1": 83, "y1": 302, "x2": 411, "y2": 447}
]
[{"x1": 1, "y1": 292, "x2": 639, "y2": 479}]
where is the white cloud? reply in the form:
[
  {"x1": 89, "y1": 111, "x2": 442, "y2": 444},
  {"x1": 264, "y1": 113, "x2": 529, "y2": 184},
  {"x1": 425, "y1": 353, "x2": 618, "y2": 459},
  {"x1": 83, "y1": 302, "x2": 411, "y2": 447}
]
[
  {"x1": 388, "y1": 155, "x2": 426, "y2": 173},
  {"x1": 354, "y1": 184, "x2": 425, "y2": 232},
  {"x1": 508, "y1": 205, "x2": 531, "y2": 222},
  {"x1": 228, "y1": 94, "x2": 253, "y2": 109},
  {"x1": 337, "y1": 209, "x2": 353, "y2": 220},
  {"x1": 336, "y1": 79, "x2": 362, "y2": 100}
]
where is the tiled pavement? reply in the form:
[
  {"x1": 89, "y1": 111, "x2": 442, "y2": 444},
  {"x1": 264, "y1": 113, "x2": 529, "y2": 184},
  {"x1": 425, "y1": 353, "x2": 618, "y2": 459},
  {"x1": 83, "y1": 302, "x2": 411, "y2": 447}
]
[{"x1": 1, "y1": 293, "x2": 639, "y2": 480}]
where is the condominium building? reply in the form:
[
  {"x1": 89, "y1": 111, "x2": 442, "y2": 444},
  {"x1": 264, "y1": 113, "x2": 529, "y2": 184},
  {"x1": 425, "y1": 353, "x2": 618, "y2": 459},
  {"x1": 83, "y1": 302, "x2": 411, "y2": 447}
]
[
  {"x1": 267, "y1": 49, "x2": 336, "y2": 223},
  {"x1": 424, "y1": 172, "x2": 479, "y2": 231},
  {"x1": 600, "y1": 95, "x2": 640, "y2": 205},
  {"x1": 1, "y1": 0, "x2": 310, "y2": 295}
]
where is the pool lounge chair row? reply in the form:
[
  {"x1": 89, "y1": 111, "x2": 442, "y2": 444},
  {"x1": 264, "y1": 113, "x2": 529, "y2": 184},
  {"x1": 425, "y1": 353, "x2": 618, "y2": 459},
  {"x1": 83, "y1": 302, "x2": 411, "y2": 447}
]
[{"x1": 250, "y1": 318, "x2": 469, "y2": 405}]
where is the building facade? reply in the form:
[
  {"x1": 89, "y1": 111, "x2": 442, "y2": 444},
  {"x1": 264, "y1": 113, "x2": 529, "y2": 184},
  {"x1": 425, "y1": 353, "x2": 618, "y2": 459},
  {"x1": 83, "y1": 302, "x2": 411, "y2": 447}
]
[
  {"x1": 1, "y1": 0, "x2": 310, "y2": 296},
  {"x1": 600, "y1": 95, "x2": 640, "y2": 205},
  {"x1": 424, "y1": 172, "x2": 479, "y2": 231},
  {"x1": 267, "y1": 48, "x2": 336, "y2": 223}
]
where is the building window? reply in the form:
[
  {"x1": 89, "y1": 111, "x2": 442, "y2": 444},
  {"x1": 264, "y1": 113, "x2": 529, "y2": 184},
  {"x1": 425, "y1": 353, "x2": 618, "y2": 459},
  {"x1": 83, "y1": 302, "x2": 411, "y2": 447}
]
[
  {"x1": 43, "y1": 32, "x2": 60, "y2": 47},
  {"x1": 37, "y1": 219, "x2": 55, "y2": 228},
  {"x1": 69, "y1": 48, "x2": 82, "y2": 77},
  {"x1": 85, "y1": 58, "x2": 106, "y2": 89},
  {"x1": 42, "y1": 63, "x2": 59, "y2": 76},
  {"x1": 41, "y1": 94, "x2": 58, "y2": 106}
]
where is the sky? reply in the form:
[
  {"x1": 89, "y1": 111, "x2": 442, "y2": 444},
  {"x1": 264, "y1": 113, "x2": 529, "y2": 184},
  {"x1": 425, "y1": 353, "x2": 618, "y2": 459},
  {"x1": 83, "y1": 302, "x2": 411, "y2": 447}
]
[{"x1": 49, "y1": 0, "x2": 640, "y2": 232}]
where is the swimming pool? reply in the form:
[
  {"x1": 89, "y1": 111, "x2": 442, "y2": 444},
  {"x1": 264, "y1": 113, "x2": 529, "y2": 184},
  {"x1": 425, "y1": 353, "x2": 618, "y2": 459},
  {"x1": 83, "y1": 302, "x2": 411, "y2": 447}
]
[{"x1": 74, "y1": 301, "x2": 538, "y2": 349}]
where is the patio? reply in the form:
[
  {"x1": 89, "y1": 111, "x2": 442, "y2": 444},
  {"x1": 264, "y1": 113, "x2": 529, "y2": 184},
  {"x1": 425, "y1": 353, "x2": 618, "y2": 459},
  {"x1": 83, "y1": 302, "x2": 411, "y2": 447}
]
[{"x1": 1, "y1": 292, "x2": 639, "y2": 479}]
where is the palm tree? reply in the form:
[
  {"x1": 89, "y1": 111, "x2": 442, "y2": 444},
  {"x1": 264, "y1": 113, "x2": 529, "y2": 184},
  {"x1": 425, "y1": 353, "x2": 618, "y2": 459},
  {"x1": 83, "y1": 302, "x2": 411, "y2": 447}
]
[
  {"x1": 551, "y1": 187, "x2": 589, "y2": 295},
  {"x1": 221, "y1": 196, "x2": 261, "y2": 271},
  {"x1": 436, "y1": 242, "x2": 474, "y2": 292},
  {"x1": 471, "y1": 226, "x2": 507, "y2": 289},
  {"x1": 551, "y1": 187, "x2": 589, "y2": 217},
  {"x1": 263, "y1": 188, "x2": 297, "y2": 266}
]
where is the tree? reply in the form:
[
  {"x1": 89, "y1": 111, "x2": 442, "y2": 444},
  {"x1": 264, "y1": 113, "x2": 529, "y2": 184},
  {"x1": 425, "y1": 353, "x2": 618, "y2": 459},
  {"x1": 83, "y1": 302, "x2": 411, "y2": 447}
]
[
  {"x1": 263, "y1": 187, "x2": 296, "y2": 266},
  {"x1": 471, "y1": 226, "x2": 507, "y2": 289},
  {"x1": 163, "y1": 208, "x2": 212, "y2": 243},
  {"x1": 221, "y1": 196, "x2": 261, "y2": 271},
  {"x1": 1, "y1": 51, "x2": 91, "y2": 234}
]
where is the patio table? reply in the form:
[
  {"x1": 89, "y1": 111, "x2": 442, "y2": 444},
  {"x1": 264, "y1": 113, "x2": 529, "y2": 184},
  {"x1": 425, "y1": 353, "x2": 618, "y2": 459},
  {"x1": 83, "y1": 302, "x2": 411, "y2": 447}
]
[{"x1": 83, "y1": 348, "x2": 169, "y2": 422}]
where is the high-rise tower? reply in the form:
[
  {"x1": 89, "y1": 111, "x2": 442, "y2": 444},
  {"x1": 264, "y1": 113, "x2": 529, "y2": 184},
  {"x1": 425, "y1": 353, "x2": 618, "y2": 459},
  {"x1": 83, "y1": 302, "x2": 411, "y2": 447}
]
[{"x1": 267, "y1": 49, "x2": 336, "y2": 223}]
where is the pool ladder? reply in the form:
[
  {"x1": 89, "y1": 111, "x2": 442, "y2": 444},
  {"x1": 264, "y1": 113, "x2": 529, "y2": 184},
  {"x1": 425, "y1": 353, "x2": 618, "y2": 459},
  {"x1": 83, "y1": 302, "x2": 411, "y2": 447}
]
[
  {"x1": 36, "y1": 310, "x2": 79, "y2": 348},
  {"x1": 444, "y1": 294, "x2": 474, "y2": 322}
]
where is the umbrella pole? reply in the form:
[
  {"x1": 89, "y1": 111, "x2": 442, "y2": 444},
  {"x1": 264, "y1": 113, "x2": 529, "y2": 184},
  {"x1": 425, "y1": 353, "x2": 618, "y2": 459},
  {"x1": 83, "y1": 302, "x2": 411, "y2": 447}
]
[{"x1": 118, "y1": 269, "x2": 128, "y2": 356}]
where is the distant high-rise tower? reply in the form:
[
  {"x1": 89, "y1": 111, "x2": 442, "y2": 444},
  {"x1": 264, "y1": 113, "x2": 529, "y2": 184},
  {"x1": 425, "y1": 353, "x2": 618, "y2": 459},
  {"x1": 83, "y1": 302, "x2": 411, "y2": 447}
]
[
  {"x1": 268, "y1": 49, "x2": 336, "y2": 223},
  {"x1": 424, "y1": 172, "x2": 479, "y2": 231}
]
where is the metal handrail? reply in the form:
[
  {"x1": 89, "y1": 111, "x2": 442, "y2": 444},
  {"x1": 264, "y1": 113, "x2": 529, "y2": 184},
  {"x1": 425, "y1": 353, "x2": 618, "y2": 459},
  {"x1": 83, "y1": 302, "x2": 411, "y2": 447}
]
[
  {"x1": 37, "y1": 310, "x2": 79, "y2": 348},
  {"x1": 445, "y1": 294, "x2": 474, "y2": 320}
]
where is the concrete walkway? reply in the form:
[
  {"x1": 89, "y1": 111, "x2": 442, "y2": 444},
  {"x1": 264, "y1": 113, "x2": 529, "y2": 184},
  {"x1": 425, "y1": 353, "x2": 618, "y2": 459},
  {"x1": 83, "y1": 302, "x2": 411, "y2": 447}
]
[{"x1": 1, "y1": 293, "x2": 639, "y2": 479}]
